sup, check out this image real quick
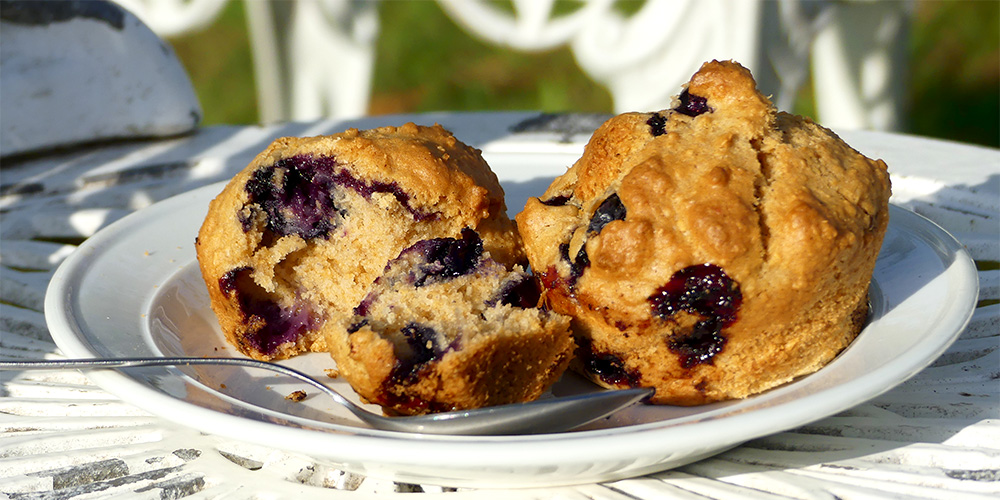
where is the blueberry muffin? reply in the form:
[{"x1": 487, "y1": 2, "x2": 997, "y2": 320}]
[
  {"x1": 330, "y1": 228, "x2": 573, "y2": 415},
  {"x1": 196, "y1": 123, "x2": 524, "y2": 362},
  {"x1": 516, "y1": 60, "x2": 891, "y2": 405}
]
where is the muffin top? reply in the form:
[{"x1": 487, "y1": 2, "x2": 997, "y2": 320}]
[
  {"x1": 196, "y1": 123, "x2": 525, "y2": 360},
  {"x1": 244, "y1": 123, "x2": 508, "y2": 225},
  {"x1": 518, "y1": 60, "x2": 891, "y2": 328}
]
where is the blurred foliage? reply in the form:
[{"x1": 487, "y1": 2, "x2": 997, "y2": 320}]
[
  {"x1": 907, "y1": 0, "x2": 998, "y2": 147},
  {"x1": 369, "y1": 0, "x2": 611, "y2": 114},
  {"x1": 167, "y1": 0, "x2": 257, "y2": 124},
  {"x1": 167, "y1": 0, "x2": 998, "y2": 147}
]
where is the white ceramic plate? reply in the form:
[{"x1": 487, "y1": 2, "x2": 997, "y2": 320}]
[{"x1": 45, "y1": 148, "x2": 978, "y2": 488}]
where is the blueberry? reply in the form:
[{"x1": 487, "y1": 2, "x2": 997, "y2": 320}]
[
  {"x1": 577, "y1": 338, "x2": 641, "y2": 387},
  {"x1": 487, "y1": 274, "x2": 541, "y2": 308},
  {"x1": 674, "y1": 89, "x2": 712, "y2": 117},
  {"x1": 427, "y1": 228, "x2": 483, "y2": 279},
  {"x1": 353, "y1": 292, "x2": 377, "y2": 317},
  {"x1": 646, "y1": 113, "x2": 667, "y2": 136},
  {"x1": 401, "y1": 228, "x2": 484, "y2": 287},
  {"x1": 540, "y1": 195, "x2": 571, "y2": 206},
  {"x1": 571, "y1": 246, "x2": 590, "y2": 282},
  {"x1": 552, "y1": 193, "x2": 625, "y2": 289},
  {"x1": 346, "y1": 318, "x2": 368, "y2": 333},
  {"x1": 389, "y1": 322, "x2": 454, "y2": 384},
  {"x1": 587, "y1": 193, "x2": 626, "y2": 234},
  {"x1": 558, "y1": 242, "x2": 590, "y2": 288},
  {"x1": 219, "y1": 266, "x2": 251, "y2": 295},
  {"x1": 400, "y1": 323, "x2": 439, "y2": 364},
  {"x1": 648, "y1": 264, "x2": 742, "y2": 368},
  {"x1": 558, "y1": 243, "x2": 570, "y2": 262}
]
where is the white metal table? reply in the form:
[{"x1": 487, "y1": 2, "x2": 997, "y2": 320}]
[{"x1": 1, "y1": 112, "x2": 997, "y2": 498}]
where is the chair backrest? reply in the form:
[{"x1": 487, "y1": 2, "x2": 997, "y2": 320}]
[
  {"x1": 114, "y1": 0, "x2": 909, "y2": 130},
  {"x1": 1, "y1": 0, "x2": 201, "y2": 157}
]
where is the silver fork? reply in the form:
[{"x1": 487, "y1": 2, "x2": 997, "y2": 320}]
[{"x1": 0, "y1": 357, "x2": 652, "y2": 435}]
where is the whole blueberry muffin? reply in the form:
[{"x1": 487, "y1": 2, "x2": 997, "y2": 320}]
[
  {"x1": 330, "y1": 228, "x2": 573, "y2": 415},
  {"x1": 196, "y1": 123, "x2": 525, "y2": 362},
  {"x1": 516, "y1": 60, "x2": 891, "y2": 405}
]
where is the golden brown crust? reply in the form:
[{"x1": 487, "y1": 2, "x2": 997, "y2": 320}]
[
  {"x1": 333, "y1": 311, "x2": 573, "y2": 414},
  {"x1": 517, "y1": 60, "x2": 891, "y2": 405}
]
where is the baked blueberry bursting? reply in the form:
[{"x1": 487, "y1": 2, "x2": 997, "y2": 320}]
[
  {"x1": 218, "y1": 267, "x2": 318, "y2": 355},
  {"x1": 241, "y1": 154, "x2": 435, "y2": 238},
  {"x1": 646, "y1": 112, "x2": 667, "y2": 136},
  {"x1": 649, "y1": 264, "x2": 742, "y2": 368},
  {"x1": 670, "y1": 319, "x2": 728, "y2": 369},
  {"x1": 674, "y1": 89, "x2": 712, "y2": 117},
  {"x1": 650, "y1": 264, "x2": 741, "y2": 321},
  {"x1": 587, "y1": 193, "x2": 627, "y2": 234}
]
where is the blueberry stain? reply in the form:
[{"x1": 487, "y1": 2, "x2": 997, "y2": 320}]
[
  {"x1": 243, "y1": 156, "x2": 341, "y2": 239},
  {"x1": 242, "y1": 154, "x2": 435, "y2": 239},
  {"x1": 219, "y1": 266, "x2": 251, "y2": 296},
  {"x1": 218, "y1": 267, "x2": 317, "y2": 355}
]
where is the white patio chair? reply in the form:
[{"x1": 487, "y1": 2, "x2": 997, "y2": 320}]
[
  {"x1": 0, "y1": 0, "x2": 202, "y2": 157},
  {"x1": 114, "y1": 0, "x2": 909, "y2": 130}
]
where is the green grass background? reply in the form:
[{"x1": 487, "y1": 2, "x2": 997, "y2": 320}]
[{"x1": 167, "y1": 0, "x2": 999, "y2": 148}]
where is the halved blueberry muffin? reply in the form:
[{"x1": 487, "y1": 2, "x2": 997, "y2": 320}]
[
  {"x1": 196, "y1": 123, "x2": 573, "y2": 416},
  {"x1": 196, "y1": 123, "x2": 524, "y2": 361},
  {"x1": 516, "y1": 61, "x2": 891, "y2": 405},
  {"x1": 329, "y1": 229, "x2": 573, "y2": 415}
]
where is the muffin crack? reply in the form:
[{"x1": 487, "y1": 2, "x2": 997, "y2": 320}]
[{"x1": 749, "y1": 137, "x2": 772, "y2": 260}]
